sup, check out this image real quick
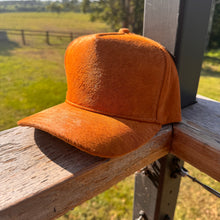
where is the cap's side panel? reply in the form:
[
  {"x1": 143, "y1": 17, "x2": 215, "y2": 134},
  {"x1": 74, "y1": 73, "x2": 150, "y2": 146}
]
[{"x1": 156, "y1": 51, "x2": 181, "y2": 125}]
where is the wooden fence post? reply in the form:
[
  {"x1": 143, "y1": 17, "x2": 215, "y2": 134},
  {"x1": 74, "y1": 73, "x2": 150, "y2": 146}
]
[
  {"x1": 46, "y1": 31, "x2": 50, "y2": 45},
  {"x1": 133, "y1": 0, "x2": 213, "y2": 219},
  {"x1": 21, "y1": 29, "x2": 25, "y2": 45},
  {"x1": 70, "y1": 32, "x2": 73, "y2": 41}
]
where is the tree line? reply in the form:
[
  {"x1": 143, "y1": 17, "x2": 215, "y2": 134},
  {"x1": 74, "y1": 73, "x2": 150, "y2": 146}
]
[
  {"x1": 0, "y1": 0, "x2": 219, "y2": 49},
  {"x1": 209, "y1": 2, "x2": 220, "y2": 49},
  {"x1": 82, "y1": 0, "x2": 220, "y2": 49}
]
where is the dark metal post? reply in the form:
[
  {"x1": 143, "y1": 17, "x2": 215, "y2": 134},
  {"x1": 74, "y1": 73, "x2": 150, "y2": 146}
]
[
  {"x1": 46, "y1": 31, "x2": 50, "y2": 45},
  {"x1": 21, "y1": 29, "x2": 25, "y2": 45},
  {"x1": 133, "y1": 0, "x2": 213, "y2": 219},
  {"x1": 133, "y1": 156, "x2": 184, "y2": 220},
  {"x1": 143, "y1": 0, "x2": 213, "y2": 108}
]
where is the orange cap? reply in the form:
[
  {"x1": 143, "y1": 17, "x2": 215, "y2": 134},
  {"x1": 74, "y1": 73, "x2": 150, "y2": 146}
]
[{"x1": 18, "y1": 29, "x2": 181, "y2": 158}]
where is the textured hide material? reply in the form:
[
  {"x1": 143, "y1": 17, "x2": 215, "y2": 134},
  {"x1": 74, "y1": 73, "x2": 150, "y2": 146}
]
[{"x1": 18, "y1": 29, "x2": 181, "y2": 158}]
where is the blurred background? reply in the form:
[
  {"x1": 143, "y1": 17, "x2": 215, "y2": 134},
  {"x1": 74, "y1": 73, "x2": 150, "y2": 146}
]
[{"x1": 0, "y1": 0, "x2": 219, "y2": 219}]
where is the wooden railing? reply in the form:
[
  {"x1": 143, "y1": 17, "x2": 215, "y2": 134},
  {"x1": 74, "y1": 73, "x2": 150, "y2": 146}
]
[{"x1": 0, "y1": 95, "x2": 219, "y2": 219}]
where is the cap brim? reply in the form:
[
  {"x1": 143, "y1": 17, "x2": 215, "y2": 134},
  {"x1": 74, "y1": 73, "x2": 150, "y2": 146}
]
[{"x1": 17, "y1": 102, "x2": 161, "y2": 158}]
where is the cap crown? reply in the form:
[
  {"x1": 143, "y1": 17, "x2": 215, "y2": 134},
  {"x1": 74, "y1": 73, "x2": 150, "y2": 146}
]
[{"x1": 65, "y1": 31, "x2": 181, "y2": 125}]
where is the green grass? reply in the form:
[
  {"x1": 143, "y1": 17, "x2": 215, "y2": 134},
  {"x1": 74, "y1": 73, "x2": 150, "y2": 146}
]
[
  {"x1": 198, "y1": 50, "x2": 220, "y2": 101},
  {"x1": 175, "y1": 164, "x2": 220, "y2": 220},
  {"x1": 0, "y1": 12, "x2": 219, "y2": 220},
  {"x1": 0, "y1": 12, "x2": 110, "y2": 130},
  {"x1": 0, "y1": 43, "x2": 67, "y2": 130},
  {"x1": 0, "y1": 12, "x2": 110, "y2": 33},
  {"x1": 59, "y1": 176, "x2": 134, "y2": 220},
  {"x1": 0, "y1": 12, "x2": 111, "y2": 47}
]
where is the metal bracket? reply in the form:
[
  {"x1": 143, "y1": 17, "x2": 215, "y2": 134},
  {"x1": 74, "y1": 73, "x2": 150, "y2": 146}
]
[
  {"x1": 135, "y1": 210, "x2": 148, "y2": 220},
  {"x1": 173, "y1": 162, "x2": 220, "y2": 198},
  {"x1": 133, "y1": 154, "x2": 184, "y2": 220}
]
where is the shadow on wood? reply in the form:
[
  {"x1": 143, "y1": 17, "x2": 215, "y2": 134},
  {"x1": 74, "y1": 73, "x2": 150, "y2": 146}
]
[{"x1": 34, "y1": 129, "x2": 105, "y2": 174}]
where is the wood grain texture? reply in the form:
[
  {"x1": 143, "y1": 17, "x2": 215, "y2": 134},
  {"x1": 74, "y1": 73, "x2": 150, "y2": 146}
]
[
  {"x1": 1, "y1": 95, "x2": 219, "y2": 219},
  {"x1": 0, "y1": 125, "x2": 171, "y2": 220},
  {"x1": 172, "y1": 96, "x2": 220, "y2": 181}
]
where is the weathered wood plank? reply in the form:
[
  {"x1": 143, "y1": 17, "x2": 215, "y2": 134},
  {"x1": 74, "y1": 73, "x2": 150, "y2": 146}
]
[
  {"x1": 0, "y1": 96, "x2": 219, "y2": 219},
  {"x1": 172, "y1": 96, "x2": 220, "y2": 181},
  {"x1": 0, "y1": 125, "x2": 171, "y2": 220}
]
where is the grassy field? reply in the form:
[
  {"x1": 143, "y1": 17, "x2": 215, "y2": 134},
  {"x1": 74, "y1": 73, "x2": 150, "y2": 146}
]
[
  {"x1": 0, "y1": 12, "x2": 110, "y2": 32},
  {"x1": 0, "y1": 12, "x2": 219, "y2": 220},
  {"x1": 198, "y1": 50, "x2": 220, "y2": 100}
]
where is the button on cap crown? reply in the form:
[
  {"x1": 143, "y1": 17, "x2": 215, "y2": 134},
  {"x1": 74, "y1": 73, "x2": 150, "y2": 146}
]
[{"x1": 119, "y1": 28, "x2": 130, "y2": 34}]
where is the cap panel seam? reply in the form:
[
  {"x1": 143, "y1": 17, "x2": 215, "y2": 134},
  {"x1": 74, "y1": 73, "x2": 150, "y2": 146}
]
[
  {"x1": 65, "y1": 100, "x2": 160, "y2": 124},
  {"x1": 155, "y1": 47, "x2": 169, "y2": 123}
]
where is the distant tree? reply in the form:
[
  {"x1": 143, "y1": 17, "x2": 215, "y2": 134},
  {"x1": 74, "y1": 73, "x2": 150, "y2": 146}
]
[
  {"x1": 209, "y1": 2, "x2": 220, "y2": 49},
  {"x1": 47, "y1": 2, "x2": 64, "y2": 14},
  {"x1": 130, "y1": 0, "x2": 144, "y2": 34},
  {"x1": 86, "y1": 0, "x2": 144, "y2": 34},
  {"x1": 0, "y1": 0, "x2": 48, "y2": 12},
  {"x1": 81, "y1": 0, "x2": 90, "y2": 13},
  {"x1": 62, "y1": 0, "x2": 80, "y2": 12}
]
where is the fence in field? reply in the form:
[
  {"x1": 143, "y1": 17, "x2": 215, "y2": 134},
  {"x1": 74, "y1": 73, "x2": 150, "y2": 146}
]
[{"x1": 0, "y1": 28, "x2": 91, "y2": 45}]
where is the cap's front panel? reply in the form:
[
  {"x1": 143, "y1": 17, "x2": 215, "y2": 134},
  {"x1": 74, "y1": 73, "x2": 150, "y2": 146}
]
[
  {"x1": 65, "y1": 34, "x2": 101, "y2": 106},
  {"x1": 65, "y1": 34, "x2": 166, "y2": 122}
]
